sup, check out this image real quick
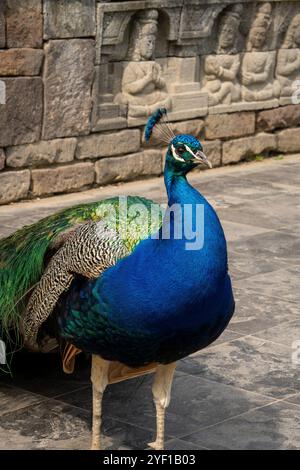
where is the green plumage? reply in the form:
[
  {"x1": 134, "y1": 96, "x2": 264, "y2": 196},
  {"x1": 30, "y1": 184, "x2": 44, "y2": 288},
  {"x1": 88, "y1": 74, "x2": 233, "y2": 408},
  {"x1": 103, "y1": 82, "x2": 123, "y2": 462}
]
[{"x1": 0, "y1": 196, "x2": 163, "y2": 349}]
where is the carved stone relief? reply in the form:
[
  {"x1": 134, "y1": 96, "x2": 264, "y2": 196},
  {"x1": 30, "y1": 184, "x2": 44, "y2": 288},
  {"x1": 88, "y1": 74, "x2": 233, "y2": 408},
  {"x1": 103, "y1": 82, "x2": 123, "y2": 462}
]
[
  {"x1": 276, "y1": 13, "x2": 300, "y2": 105},
  {"x1": 240, "y1": 2, "x2": 280, "y2": 110},
  {"x1": 113, "y1": 9, "x2": 171, "y2": 126},
  {"x1": 92, "y1": 1, "x2": 300, "y2": 126},
  {"x1": 200, "y1": 4, "x2": 243, "y2": 112}
]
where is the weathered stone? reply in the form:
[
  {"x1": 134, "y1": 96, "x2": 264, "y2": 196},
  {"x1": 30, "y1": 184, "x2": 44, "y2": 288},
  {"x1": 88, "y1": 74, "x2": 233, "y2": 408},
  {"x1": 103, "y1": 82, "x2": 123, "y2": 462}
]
[
  {"x1": 6, "y1": 0, "x2": 43, "y2": 48},
  {"x1": 76, "y1": 130, "x2": 140, "y2": 160},
  {"x1": 0, "y1": 149, "x2": 5, "y2": 170},
  {"x1": 200, "y1": 4, "x2": 244, "y2": 107},
  {"x1": 222, "y1": 133, "x2": 277, "y2": 164},
  {"x1": 143, "y1": 119, "x2": 204, "y2": 147},
  {"x1": 43, "y1": 39, "x2": 94, "y2": 139},
  {"x1": 44, "y1": 0, "x2": 96, "y2": 39},
  {"x1": 6, "y1": 139, "x2": 77, "y2": 168},
  {"x1": 0, "y1": 78, "x2": 43, "y2": 147},
  {"x1": 95, "y1": 150, "x2": 162, "y2": 185},
  {"x1": 31, "y1": 163, "x2": 94, "y2": 196},
  {"x1": 257, "y1": 105, "x2": 300, "y2": 132},
  {"x1": 171, "y1": 119, "x2": 205, "y2": 138},
  {"x1": 201, "y1": 140, "x2": 222, "y2": 168},
  {"x1": 0, "y1": 2, "x2": 5, "y2": 48},
  {"x1": 278, "y1": 128, "x2": 300, "y2": 153},
  {"x1": 205, "y1": 113, "x2": 255, "y2": 140},
  {"x1": 116, "y1": 10, "x2": 171, "y2": 124},
  {"x1": 0, "y1": 49, "x2": 44, "y2": 76},
  {"x1": 0, "y1": 170, "x2": 30, "y2": 204}
]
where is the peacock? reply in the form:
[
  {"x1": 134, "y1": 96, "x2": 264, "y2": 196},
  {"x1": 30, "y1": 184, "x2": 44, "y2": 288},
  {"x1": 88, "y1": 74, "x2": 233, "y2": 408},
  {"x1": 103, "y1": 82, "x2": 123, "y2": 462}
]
[{"x1": 0, "y1": 108, "x2": 235, "y2": 450}]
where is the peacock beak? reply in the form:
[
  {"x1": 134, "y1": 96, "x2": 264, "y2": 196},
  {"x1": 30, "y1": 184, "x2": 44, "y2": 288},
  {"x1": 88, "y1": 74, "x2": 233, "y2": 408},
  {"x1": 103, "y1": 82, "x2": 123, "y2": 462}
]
[{"x1": 193, "y1": 150, "x2": 212, "y2": 169}]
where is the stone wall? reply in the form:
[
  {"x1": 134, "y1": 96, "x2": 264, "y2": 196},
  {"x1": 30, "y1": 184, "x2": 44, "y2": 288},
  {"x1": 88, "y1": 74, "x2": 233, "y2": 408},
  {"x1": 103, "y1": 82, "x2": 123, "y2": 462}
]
[{"x1": 0, "y1": 0, "x2": 299, "y2": 205}]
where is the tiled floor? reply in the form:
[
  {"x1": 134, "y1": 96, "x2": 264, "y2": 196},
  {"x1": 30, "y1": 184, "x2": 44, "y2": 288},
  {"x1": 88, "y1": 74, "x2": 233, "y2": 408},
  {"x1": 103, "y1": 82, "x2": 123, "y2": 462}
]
[{"x1": 0, "y1": 154, "x2": 299, "y2": 449}]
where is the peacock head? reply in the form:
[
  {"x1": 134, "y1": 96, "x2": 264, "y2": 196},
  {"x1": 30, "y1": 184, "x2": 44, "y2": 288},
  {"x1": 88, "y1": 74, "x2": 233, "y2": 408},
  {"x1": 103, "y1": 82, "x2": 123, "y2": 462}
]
[
  {"x1": 167, "y1": 134, "x2": 212, "y2": 175},
  {"x1": 144, "y1": 108, "x2": 212, "y2": 175}
]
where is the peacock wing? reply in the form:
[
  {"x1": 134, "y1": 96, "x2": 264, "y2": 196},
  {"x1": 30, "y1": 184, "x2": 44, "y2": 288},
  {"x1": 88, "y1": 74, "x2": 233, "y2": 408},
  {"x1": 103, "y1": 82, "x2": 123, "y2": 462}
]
[{"x1": 0, "y1": 196, "x2": 163, "y2": 351}]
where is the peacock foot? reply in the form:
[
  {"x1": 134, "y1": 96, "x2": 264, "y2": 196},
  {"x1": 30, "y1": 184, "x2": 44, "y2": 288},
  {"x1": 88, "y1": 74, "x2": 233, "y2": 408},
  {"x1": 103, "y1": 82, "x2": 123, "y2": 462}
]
[
  {"x1": 90, "y1": 442, "x2": 101, "y2": 451},
  {"x1": 148, "y1": 440, "x2": 164, "y2": 450}
]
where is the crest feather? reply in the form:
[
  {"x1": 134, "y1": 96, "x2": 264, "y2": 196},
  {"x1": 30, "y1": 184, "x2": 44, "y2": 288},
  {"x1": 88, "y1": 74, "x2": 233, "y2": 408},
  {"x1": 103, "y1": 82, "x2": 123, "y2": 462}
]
[{"x1": 144, "y1": 108, "x2": 167, "y2": 142}]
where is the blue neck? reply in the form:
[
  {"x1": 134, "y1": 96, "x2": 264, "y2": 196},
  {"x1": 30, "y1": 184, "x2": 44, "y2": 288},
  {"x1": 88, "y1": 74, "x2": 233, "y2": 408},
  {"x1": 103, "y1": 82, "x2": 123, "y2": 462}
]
[{"x1": 164, "y1": 156, "x2": 203, "y2": 206}]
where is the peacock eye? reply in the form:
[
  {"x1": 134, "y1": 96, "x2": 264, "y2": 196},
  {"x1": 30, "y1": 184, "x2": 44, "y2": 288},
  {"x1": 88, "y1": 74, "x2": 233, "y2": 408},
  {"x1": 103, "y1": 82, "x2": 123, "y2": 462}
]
[{"x1": 177, "y1": 146, "x2": 185, "y2": 155}]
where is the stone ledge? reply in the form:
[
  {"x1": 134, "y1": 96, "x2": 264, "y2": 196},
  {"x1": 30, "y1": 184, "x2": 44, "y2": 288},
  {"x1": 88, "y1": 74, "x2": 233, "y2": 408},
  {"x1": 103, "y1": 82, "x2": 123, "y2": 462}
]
[
  {"x1": 95, "y1": 150, "x2": 162, "y2": 185},
  {"x1": 222, "y1": 133, "x2": 277, "y2": 165},
  {"x1": 76, "y1": 130, "x2": 141, "y2": 159},
  {"x1": 278, "y1": 128, "x2": 300, "y2": 154},
  {"x1": 0, "y1": 49, "x2": 44, "y2": 76},
  {"x1": 0, "y1": 170, "x2": 30, "y2": 204},
  {"x1": 6, "y1": 139, "x2": 77, "y2": 168},
  {"x1": 31, "y1": 163, "x2": 95, "y2": 196}
]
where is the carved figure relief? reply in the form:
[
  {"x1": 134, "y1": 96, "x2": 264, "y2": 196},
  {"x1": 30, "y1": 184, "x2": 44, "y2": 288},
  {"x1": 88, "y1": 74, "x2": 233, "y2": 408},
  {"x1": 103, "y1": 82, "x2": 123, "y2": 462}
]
[
  {"x1": 201, "y1": 4, "x2": 243, "y2": 106},
  {"x1": 115, "y1": 10, "x2": 171, "y2": 119},
  {"x1": 241, "y1": 3, "x2": 280, "y2": 102},
  {"x1": 276, "y1": 14, "x2": 300, "y2": 101},
  {"x1": 93, "y1": 1, "x2": 299, "y2": 125}
]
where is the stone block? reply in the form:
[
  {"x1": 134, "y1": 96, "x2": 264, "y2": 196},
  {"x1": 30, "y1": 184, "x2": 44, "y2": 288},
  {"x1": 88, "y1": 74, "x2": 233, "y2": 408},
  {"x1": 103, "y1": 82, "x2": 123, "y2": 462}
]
[
  {"x1": 0, "y1": 170, "x2": 30, "y2": 204},
  {"x1": 222, "y1": 133, "x2": 277, "y2": 165},
  {"x1": 171, "y1": 119, "x2": 204, "y2": 138},
  {"x1": 76, "y1": 130, "x2": 140, "y2": 160},
  {"x1": 31, "y1": 163, "x2": 94, "y2": 196},
  {"x1": 0, "y1": 49, "x2": 44, "y2": 76},
  {"x1": 95, "y1": 150, "x2": 162, "y2": 185},
  {"x1": 6, "y1": 0, "x2": 43, "y2": 48},
  {"x1": 0, "y1": 149, "x2": 5, "y2": 170},
  {"x1": 0, "y1": 2, "x2": 5, "y2": 48},
  {"x1": 44, "y1": 0, "x2": 96, "y2": 39},
  {"x1": 0, "y1": 78, "x2": 43, "y2": 147},
  {"x1": 43, "y1": 39, "x2": 95, "y2": 139},
  {"x1": 278, "y1": 129, "x2": 300, "y2": 153},
  {"x1": 201, "y1": 140, "x2": 221, "y2": 168},
  {"x1": 6, "y1": 138, "x2": 77, "y2": 168},
  {"x1": 204, "y1": 113, "x2": 255, "y2": 140},
  {"x1": 257, "y1": 105, "x2": 300, "y2": 132},
  {"x1": 143, "y1": 119, "x2": 204, "y2": 147}
]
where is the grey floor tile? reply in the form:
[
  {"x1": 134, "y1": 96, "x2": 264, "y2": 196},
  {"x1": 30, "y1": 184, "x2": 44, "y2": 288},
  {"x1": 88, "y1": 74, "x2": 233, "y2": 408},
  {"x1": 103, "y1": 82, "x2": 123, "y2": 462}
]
[
  {"x1": 0, "y1": 383, "x2": 45, "y2": 417},
  {"x1": 230, "y1": 288, "x2": 299, "y2": 335},
  {"x1": 0, "y1": 398, "x2": 156, "y2": 450},
  {"x1": 183, "y1": 401, "x2": 300, "y2": 450},
  {"x1": 165, "y1": 438, "x2": 208, "y2": 450},
  {"x1": 218, "y1": 193, "x2": 300, "y2": 230},
  {"x1": 228, "y1": 230, "x2": 300, "y2": 280},
  {"x1": 234, "y1": 267, "x2": 300, "y2": 304},
  {"x1": 57, "y1": 372, "x2": 271, "y2": 440},
  {"x1": 178, "y1": 336, "x2": 300, "y2": 399},
  {"x1": 221, "y1": 220, "x2": 271, "y2": 243},
  {"x1": 253, "y1": 318, "x2": 300, "y2": 347}
]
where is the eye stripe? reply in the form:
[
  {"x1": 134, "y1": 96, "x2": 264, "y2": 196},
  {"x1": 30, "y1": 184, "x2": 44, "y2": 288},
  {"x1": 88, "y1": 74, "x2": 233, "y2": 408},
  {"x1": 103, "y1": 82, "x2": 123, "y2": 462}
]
[
  {"x1": 171, "y1": 144, "x2": 185, "y2": 162},
  {"x1": 184, "y1": 144, "x2": 197, "y2": 159}
]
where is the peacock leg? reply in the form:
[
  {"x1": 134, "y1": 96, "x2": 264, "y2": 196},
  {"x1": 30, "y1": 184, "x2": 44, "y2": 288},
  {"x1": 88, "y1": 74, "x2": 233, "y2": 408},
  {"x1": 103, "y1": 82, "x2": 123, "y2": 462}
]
[
  {"x1": 90, "y1": 354, "x2": 110, "y2": 450},
  {"x1": 148, "y1": 362, "x2": 177, "y2": 450}
]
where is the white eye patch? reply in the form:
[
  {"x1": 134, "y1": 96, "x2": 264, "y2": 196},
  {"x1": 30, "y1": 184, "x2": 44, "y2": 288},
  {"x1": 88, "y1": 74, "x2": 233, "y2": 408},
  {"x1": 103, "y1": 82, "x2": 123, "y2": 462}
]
[
  {"x1": 171, "y1": 143, "x2": 185, "y2": 162},
  {"x1": 171, "y1": 143, "x2": 199, "y2": 162}
]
